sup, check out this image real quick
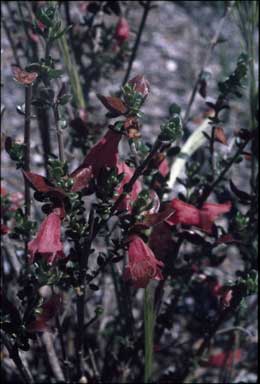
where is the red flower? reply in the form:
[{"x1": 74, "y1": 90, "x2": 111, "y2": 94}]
[
  {"x1": 166, "y1": 199, "x2": 232, "y2": 234},
  {"x1": 28, "y1": 212, "x2": 64, "y2": 265},
  {"x1": 27, "y1": 294, "x2": 62, "y2": 332},
  {"x1": 128, "y1": 75, "x2": 150, "y2": 98},
  {"x1": 74, "y1": 130, "x2": 122, "y2": 179},
  {"x1": 199, "y1": 201, "x2": 232, "y2": 233},
  {"x1": 207, "y1": 349, "x2": 242, "y2": 367},
  {"x1": 116, "y1": 162, "x2": 142, "y2": 212},
  {"x1": 114, "y1": 17, "x2": 130, "y2": 46},
  {"x1": 124, "y1": 235, "x2": 164, "y2": 288}
]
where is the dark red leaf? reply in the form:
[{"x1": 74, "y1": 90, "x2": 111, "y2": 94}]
[
  {"x1": 214, "y1": 126, "x2": 228, "y2": 145},
  {"x1": 97, "y1": 94, "x2": 127, "y2": 115},
  {"x1": 12, "y1": 65, "x2": 38, "y2": 85},
  {"x1": 23, "y1": 171, "x2": 66, "y2": 199}
]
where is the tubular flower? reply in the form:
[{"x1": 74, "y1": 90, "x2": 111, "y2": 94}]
[
  {"x1": 116, "y1": 162, "x2": 142, "y2": 212},
  {"x1": 166, "y1": 199, "x2": 232, "y2": 234},
  {"x1": 28, "y1": 212, "x2": 64, "y2": 265},
  {"x1": 75, "y1": 130, "x2": 122, "y2": 179},
  {"x1": 114, "y1": 17, "x2": 130, "y2": 46},
  {"x1": 124, "y1": 235, "x2": 164, "y2": 288}
]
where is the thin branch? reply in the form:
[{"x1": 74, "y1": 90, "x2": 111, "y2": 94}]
[
  {"x1": 183, "y1": 2, "x2": 235, "y2": 126},
  {"x1": 53, "y1": 105, "x2": 65, "y2": 163},
  {"x1": 41, "y1": 331, "x2": 65, "y2": 382},
  {"x1": 55, "y1": 315, "x2": 70, "y2": 382},
  {"x1": 24, "y1": 85, "x2": 32, "y2": 218},
  {"x1": 76, "y1": 207, "x2": 95, "y2": 380},
  {"x1": 121, "y1": 1, "x2": 152, "y2": 87},
  {"x1": 0, "y1": 330, "x2": 34, "y2": 384},
  {"x1": 198, "y1": 136, "x2": 252, "y2": 204}
]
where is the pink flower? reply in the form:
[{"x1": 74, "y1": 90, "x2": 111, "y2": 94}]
[
  {"x1": 166, "y1": 199, "x2": 232, "y2": 234},
  {"x1": 199, "y1": 202, "x2": 232, "y2": 233},
  {"x1": 114, "y1": 17, "x2": 130, "y2": 46},
  {"x1": 116, "y1": 162, "x2": 142, "y2": 212},
  {"x1": 124, "y1": 235, "x2": 164, "y2": 288},
  {"x1": 74, "y1": 130, "x2": 122, "y2": 180},
  {"x1": 128, "y1": 75, "x2": 150, "y2": 98},
  {"x1": 28, "y1": 212, "x2": 64, "y2": 265}
]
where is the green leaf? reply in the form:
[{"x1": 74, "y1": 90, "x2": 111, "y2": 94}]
[{"x1": 47, "y1": 69, "x2": 63, "y2": 79}]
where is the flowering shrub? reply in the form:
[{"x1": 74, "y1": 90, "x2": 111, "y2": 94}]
[{"x1": 1, "y1": 1, "x2": 258, "y2": 384}]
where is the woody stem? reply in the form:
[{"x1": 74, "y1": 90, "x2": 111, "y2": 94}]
[
  {"x1": 0, "y1": 330, "x2": 34, "y2": 384},
  {"x1": 23, "y1": 84, "x2": 32, "y2": 261},
  {"x1": 76, "y1": 208, "x2": 95, "y2": 380},
  {"x1": 183, "y1": 2, "x2": 234, "y2": 126},
  {"x1": 121, "y1": 1, "x2": 151, "y2": 87},
  {"x1": 24, "y1": 85, "x2": 32, "y2": 218},
  {"x1": 144, "y1": 286, "x2": 154, "y2": 383},
  {"x1": 53, "y1": 105, "x2": 65, "y2": 163},
  {"x1": 197, "y1": 136, "x2": 252, "y2": 205}
]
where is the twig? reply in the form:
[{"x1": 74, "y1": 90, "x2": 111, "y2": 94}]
[
  {"x1": 55, "y1": 315, "x2": 70, "y2": 382},
  {"x1": 0, "y1": 330, "x2": 34, "y2": 384},
  {"x1": 53, "y1": 105, "x2": 65, "y2": 163},
  {"x1": 24, "y1": 85, "x2": 32, "y2": 218},
  {"x1": 198, "y1": 135, "x2": 252, "y2": 204},
  {"x1": 183, "y1": 2, "x2": 235, "y2": 126},
  {"x1": 76, "y1": 208, "x2": 95, "y2": 380},
  {"x1": 41, "y1": 331, "x2": 65, "y2": 382},
  {"x1": 216, "y1": 325, "x2": 253, "y2": 338},
  {"x1": 144, "y1": 286, "x2": 154, "y2": 383},
  {"x1": 110, "y1": 139, "x2": 161, "y2": 216},
  {"x1": 121, "y1": 1, "x2": 152, "y2": 87}
]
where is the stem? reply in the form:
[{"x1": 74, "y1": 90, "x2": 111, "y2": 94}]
[
  {"x1": 144, "y1": 286, "x2": 154, "y2": 383},
  {"x1": 198, "y1": 136, "x2": 251, "y2": 204},
  {"x1": 55, "y1": 315, "x2": 70, "y2": 382},
  {"x1": 1, "y1": 330, "x2": 34, "y2": 384},
  {"x1": 24, "y1": 85, "x2": 32, "y2": 218},
  {"x1": 41, "y1": 332, "x2": 65, "y2": 382},
  {"x1": 183, "y1": 2, "x2": 234, "y2": 126},
  {"x1": 53, "y1": 105, "x2": 65, "y2": 163},
  {"x1": 76, "y1": 208, "x2": 95, "y2": 380},
  {"x1": 57, "y1": 31, "x2": 86, "y2": 110},
  {"x1": 121, "y1": 1, "x2": 151, "y2": 87},
  {"x1": 110, "y1": 140, "x2": 161, "y2": 216},
  {"x1": 210, "y1": 125, "x2": 216, "y2": 178}
]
